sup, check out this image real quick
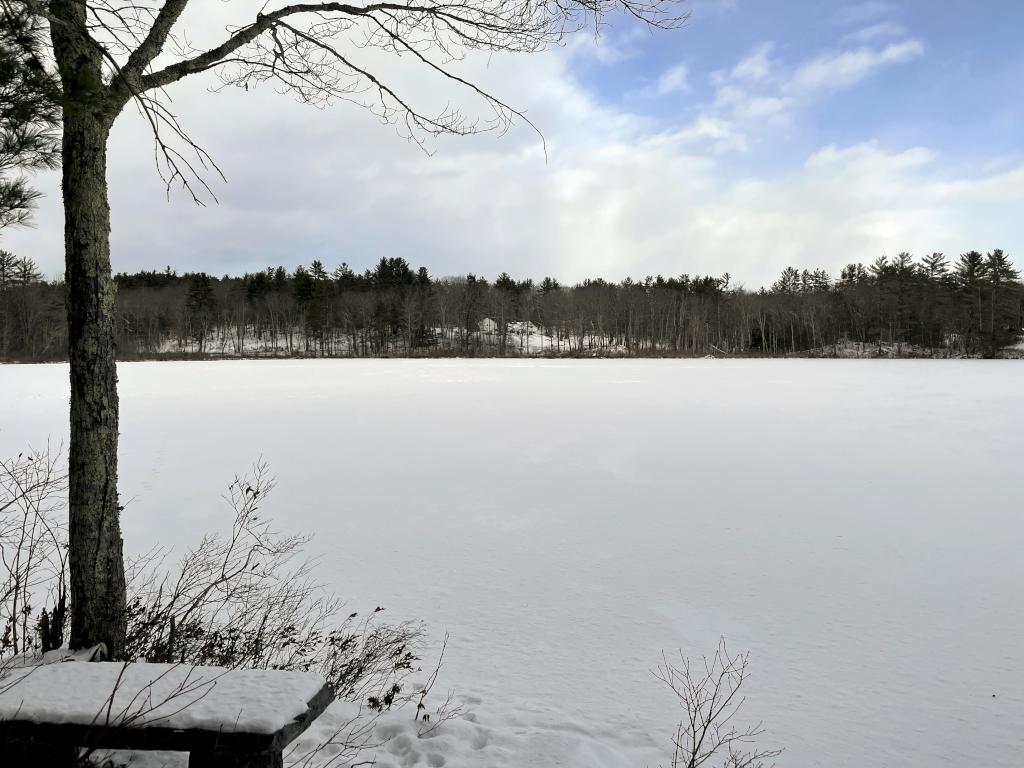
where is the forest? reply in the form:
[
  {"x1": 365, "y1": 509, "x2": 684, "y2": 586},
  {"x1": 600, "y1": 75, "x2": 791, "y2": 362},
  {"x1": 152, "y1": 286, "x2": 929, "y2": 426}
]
[{"x1": 1, "y1": 249, "x2": 1021, "y2": 361}]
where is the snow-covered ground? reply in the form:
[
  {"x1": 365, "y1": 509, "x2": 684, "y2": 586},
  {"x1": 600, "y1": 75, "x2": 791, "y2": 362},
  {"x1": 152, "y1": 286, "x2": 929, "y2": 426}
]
[{"x1": 2, "y1": 360, "x2": 1022, "y2": 767}]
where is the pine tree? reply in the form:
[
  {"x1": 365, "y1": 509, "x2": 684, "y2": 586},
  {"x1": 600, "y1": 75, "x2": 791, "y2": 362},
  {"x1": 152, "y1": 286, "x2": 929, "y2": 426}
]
[
  {"x1": 540, "y1": 276, "x2": 561, "y2": 295},
  {"x1": 0, "y1": 249, "x2": 16, "y2": 289},
  {"x1": 839, "y1": 263, "x2": 868, "y2": 285},
  {"x1": 922, "y1": 252, "x2": 949, "y2": 281},
  {"x1": 953, "y1": 251, "x2": 989, "y2": 353},
  {"x1": 310, "y1": 259, "x2": 328, "y2": 282},
  {"x1": 185, "y1": 272, "x2": 217, "y2": 351},
  {"x1": 771, "y1": 267, "x2": 801, "y2": 294},
  {"x1": 920, "y1": 253, "x2": 951, "y2": 349},
  {"x1": 14, "y1": 255, "x2": 41, "y2": 286},
  {"x1": 293, "y1": 265, "x2": 314, "y2": 306},
  {"x1": 985, "y1": 249, "x2": 1021, "y2": 356},
  {"x1": 0, "y1": 4, "x2": 60, "y2": 228},
  {"x1": 333, "y1": 262, "x2": 357, "y2": 289}
]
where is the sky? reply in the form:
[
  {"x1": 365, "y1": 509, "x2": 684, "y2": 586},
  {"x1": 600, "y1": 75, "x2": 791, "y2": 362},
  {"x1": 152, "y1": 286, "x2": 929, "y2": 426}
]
[{"x1": 2, "y1": 0, "x2": 1023, "y2": 288}]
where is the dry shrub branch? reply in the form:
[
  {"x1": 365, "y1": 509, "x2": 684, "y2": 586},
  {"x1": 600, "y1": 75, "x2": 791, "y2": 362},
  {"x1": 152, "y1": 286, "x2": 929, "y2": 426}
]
[{"x1": 655, "y1": 638, "x2": 781, "y2": 768}]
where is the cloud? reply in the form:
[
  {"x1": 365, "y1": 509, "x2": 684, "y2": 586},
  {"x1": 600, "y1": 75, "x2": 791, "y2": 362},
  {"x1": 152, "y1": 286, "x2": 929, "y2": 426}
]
[
  {"x1": 729, "y1": 43, "x2": 775, "y2": 82},
  {"x1": 675, "y1": 34, "x2": 924, "y2": 154},
  {"x1": 835, "y1": 2, "x2": 894, "y2": 27},
  {"x1": 842, "y1": 21, "x2": 907, "y2": 44},
  {"x1": 544, "y1": 140, "x2": 1024, "y2": 285},
  {"x1": 788, "y1": 39, "x2": 924, "y2": 94},
  {"x1": 565, "y1": 26, "x2": 649, "y2": 65},
  {"x1": 670, "y1": 116, "x2": 749, "y2": 153},
  {"x1": 655, "y1": 64, "x2": 691, "y2": 95},
  {"x1": 637, "y1": 63, "x2": 690, "y2": 98}
]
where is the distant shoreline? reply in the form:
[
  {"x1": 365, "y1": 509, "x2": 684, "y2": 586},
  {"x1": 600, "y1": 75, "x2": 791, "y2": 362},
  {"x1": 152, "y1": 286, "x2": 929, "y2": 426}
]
[{"x1": 4, "y1": 346, "x2": 1022, "y2": 364}]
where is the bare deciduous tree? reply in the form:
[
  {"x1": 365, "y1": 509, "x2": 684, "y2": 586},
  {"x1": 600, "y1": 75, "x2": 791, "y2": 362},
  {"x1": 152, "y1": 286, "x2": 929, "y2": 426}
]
[
  {"x1": 655, "y1": 638, "x2": 781, "y2": 768},
  {"x1": 5, "y1": 0, "x2": 688, "y2": 657}
]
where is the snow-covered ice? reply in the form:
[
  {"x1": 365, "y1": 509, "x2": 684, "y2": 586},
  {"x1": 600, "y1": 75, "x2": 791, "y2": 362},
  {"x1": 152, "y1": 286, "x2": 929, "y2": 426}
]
[{"x1": 2, "y1": 359, "x2": 1022, "y2": 767}]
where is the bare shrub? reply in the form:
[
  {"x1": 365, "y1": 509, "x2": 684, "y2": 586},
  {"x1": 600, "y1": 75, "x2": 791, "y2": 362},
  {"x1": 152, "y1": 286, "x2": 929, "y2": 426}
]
[
  {"x1": 123, "y1": 462, "x2": 423, "y2": 706},
  {"x1": 655, "y1": 638, "x2": 782, "y2": 768},
  {"x1": 0, "y1": 445, "x2": 68, "y2": 657}
]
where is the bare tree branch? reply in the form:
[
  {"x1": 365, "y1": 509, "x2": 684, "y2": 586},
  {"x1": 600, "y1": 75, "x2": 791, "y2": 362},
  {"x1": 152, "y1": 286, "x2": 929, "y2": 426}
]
[
  {"x1": 121, "y1": 0, "x2": 190, "y2": 78},
  {"x1": 654, "y1": 638, "x2": 782, "y2": 768}
]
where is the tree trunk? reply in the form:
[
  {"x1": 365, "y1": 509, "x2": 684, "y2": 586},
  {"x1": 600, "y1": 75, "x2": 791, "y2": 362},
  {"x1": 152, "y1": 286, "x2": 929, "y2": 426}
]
[{"x1": 52, "y1": 2, "x2": 128, "y2": 657}]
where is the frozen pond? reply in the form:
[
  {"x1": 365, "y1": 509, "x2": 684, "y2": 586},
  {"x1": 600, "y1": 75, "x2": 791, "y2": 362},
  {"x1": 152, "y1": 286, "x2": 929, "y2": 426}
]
[{"x1": 2, "y1": 359, "x2": 1022, "y2": 766}]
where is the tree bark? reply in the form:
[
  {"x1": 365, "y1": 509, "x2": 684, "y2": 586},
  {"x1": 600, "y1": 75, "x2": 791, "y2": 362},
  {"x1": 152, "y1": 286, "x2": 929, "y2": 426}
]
[{"x1": 51, "y1": 1, "x2": 128, "y2": 657}]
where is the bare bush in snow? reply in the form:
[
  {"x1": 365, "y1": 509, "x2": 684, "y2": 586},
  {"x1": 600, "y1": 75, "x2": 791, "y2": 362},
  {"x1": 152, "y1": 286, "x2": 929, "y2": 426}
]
[
  {"x1": 124, "y1": 462, "x2": 423, "y2": 702},
  {"x1": 656, "y1": 638, "x2": 781, "y2": 768},
  {"x1": 0, "y1": 446, "x2": 67, "y2": 657}
]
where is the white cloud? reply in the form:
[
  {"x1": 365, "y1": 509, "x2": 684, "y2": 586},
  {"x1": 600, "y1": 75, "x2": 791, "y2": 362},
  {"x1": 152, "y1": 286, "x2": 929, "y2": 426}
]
[
  {"x1": 675, "y1": 35, "x2": 925, "y2": 155},
  {"x1": 636, "y1": 63, "x2": 690, "y2": 98},
  {"x1": 565, "y1": 26, "x2": 649, "y2": 65},
  {"x1": 788, "y1": 40, "x2": 924, "y2": 94},
  {"x1": 842, "y1": 21, "x2": 907, "y2": 44},
  {"x1": 730, "y1": 42, "x2": 776, "y2": 82},
  {"x1": 539, "y1": 139, "x2": 1024, "y2": 285},
  {"x1": 670, "y1": 116, "x2": 749, "y2": 153},
  {"x1": 835, "y1": 1, "x2": 894, "y2": 27},
  {"x1": 655, "y1": 63, "x2": 691, "y2": 96}
]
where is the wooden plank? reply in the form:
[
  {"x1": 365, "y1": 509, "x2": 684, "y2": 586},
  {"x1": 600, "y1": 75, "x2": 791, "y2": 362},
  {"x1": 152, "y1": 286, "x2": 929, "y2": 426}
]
[
  {"x1": 3, "y1": 739, "x2": 77, "y2": 767},
  {"x1": 269, "y1": 680, "x2": 335, "y2": 752}
]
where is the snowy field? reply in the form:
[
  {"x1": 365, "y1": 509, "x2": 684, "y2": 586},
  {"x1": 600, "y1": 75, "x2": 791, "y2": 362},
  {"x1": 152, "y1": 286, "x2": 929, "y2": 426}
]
[{"x1": 2, "y1": 360, "x2": 1023, "y2": 767}]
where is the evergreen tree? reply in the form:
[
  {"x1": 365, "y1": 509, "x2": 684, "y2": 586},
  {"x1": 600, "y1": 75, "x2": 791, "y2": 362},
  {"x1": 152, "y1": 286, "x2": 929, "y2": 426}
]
[
  {"x1": 771, "y1": 267, "x2": 800, "y2": 294},
  {"x1": 540, "y1": 276, "x2": 561, "y2": 294},
  {"x1": 922, "y1": 252, "x2": 949, "y2": 281},
  {"x1": 0, "y1": 249, "x2": 16, "y2": 288},
  {"x1": 919, "y1": 253, "x2": 951, "y2": 348},
  {"x1": 14, "y1": 254, "x2": 41, "y2": 285},
  {"x1": 985, "y1": 249, "x2": 1021, "y2": 356},
  {"x1": 272, "y1": 266, "x2": 289, "y2": 291},
  {"x1": 334, "y1": 262, "x2": 358, "y2": 289},
  {"x1": 310, "y1": 259, "x2": 329, "y2": 282},
  {"x1": 184, "y1": 272, "x2": 217, "y2": 351},
  {"x1": 0, "y1": 3, "x2": 60, "y2": 228},
  {"x1": 954, "y1": 251, "x2": 988, "y2": 351},
  {"x1": 293, "y1": 265, "x2": 314, "y2": 306},
  {"x1": 839, "y1": 263, "x2": 868, "y2": 285}
]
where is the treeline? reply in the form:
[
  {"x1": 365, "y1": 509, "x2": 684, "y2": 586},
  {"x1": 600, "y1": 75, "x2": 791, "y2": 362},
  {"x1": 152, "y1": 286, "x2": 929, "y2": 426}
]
[{"x1": 1, "y1": 249, "x2": 1022, "y2": 361}]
